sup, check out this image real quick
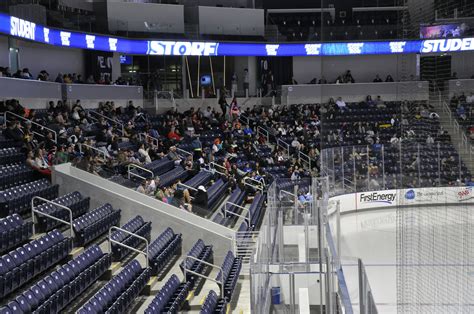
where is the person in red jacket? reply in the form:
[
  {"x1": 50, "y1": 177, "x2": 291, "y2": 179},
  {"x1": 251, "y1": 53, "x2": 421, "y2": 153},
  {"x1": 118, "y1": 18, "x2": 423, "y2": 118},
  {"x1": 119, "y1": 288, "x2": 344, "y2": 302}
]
[{"x1": 167, "y1": 126, "x2": 181, "y2": 141}]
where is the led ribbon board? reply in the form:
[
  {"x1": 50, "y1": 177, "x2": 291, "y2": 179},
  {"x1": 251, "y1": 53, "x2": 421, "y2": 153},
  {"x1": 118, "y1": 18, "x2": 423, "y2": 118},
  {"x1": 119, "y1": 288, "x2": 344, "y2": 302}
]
[{"x1": 1, "y1": 13, "x2": 474, "y2": 56}]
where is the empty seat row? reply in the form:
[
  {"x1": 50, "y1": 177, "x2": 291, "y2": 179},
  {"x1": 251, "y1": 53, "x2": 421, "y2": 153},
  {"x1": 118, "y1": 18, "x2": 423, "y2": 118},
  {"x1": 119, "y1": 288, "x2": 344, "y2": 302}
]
[
  {"x1": 206, "y1": 179, "x2": 229, "y2": 214},
  {"x1": 148, "y1": 227, "x2": 182, "y2": 276},
  {"x1": 248, "y1": 193, "x2": 266, "y2": 230},
  {"x1": 0, "y1": 164, "x2": 37, "y2": 190},
  {"x1": 219, "y1": 188, "x2": 247, "y2": 227},
  {"x1": 0, "y1": 229, "x2": 72, "y2": 298},
  {"x1": 145, "y1": 274, "x2": 191, "y2": 314},
  {"x1": 180, "y1": 239, "x2": 213, "y2": 287},
  {"x1": 183, "y1": 171, "x2": 213, "y2": 189},
  {"x1": 216, "y1": 251, "x2": 242, "y2": 301},
  {"x1": 35, "y1": 191, "x2": 90, "y2": 233},
  {"x1": 110, "y1": 215, "x2": 151, "y2": 262},
  {"x1": 3, "y1": 245, "x2": 111, "y2": 314},
  {"x1": 78, "y1": 259, "x2": 151, "y2": 314},
  {"x1": 158, "y1": 166, "x2": 189, "y2": 188},
  {"x1": 145, "y1": 158, "x2": 175, "y2": 177},
  {"x1": 73, "y1": 203, "x2": 121, "y2": 247},
  {"x1": 0, "y1": 148, "x2": 24, "y2": 166},
  {"x1": 200, "y1": 290, "x2": 227, "y2": 314},
  {"x1": 0, "y1": 179, "x2": 59, "y2": 217},
  {"x1": 0, "y1": 213, "x2": 33, "y2": 254}
]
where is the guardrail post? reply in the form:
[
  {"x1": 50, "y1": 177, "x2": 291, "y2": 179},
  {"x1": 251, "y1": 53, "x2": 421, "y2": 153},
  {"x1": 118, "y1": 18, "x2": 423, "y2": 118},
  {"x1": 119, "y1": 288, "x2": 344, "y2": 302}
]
[
  {"x1": 31, "y1": 196, "x2": 74, "y2": 238},
  {"x1": 108, "y1": 226, "x2": 149, "y2": 268}
]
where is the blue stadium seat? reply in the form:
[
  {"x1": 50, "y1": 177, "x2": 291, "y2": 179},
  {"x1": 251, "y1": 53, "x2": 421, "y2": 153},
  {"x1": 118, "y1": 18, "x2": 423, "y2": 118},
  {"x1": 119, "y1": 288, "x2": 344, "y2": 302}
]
[
  {"x1": 0, "y1": 179, "x2": 59, "y2": 217},
  {"x1": 0, "y1": 229, "x2": 72, "y2": 298},
  {"x1": 73, "y1": 203, "x2": 121, "y2": 246},
  {"x1": 148, "y1": 227, "x2": 182, "y2": 276},
  {"x1": 145, "y1": 274, "x2": 191, "y2": 314},
  {"x1": 35, "y1": 191, "x2": 91, "y2": 233},
  {"x1": 79, "y1": 259, "x2": 151, "y2": 314},
  {"x1": 180, "y1": 239, "x2": 213, "y2": 288},
  {"x1": 216, "y1": 251, "x2": 242, "y2": 301},
  {"x1": 110, "y1": 215, "x2": 151, "y2": 262},
  {"x1": 0, "y1": 213, "x2": 33, "y2": 254}
]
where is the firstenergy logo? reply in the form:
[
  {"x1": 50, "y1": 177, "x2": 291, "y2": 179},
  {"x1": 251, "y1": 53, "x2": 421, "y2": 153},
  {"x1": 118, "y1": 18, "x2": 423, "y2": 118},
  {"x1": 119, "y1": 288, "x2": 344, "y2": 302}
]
[{"x1": 359, "y1": 192, "x2": 397, "y2": 205}]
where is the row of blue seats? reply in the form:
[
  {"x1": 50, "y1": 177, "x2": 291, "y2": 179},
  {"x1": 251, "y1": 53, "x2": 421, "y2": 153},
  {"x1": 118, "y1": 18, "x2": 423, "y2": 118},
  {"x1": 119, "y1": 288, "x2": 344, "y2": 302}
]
[
  {"x1": 216, "y1": 251, "x2": 242, "y2": 301},
  {"x1": 180, "y1": 239, "x2": 213, "y2": 289},
  {"x1": 2, "y1": 245, "x2": 111, "y2": 314},
  {"x1": 0, "y1": 179, "x2": 59, "y2": 217},
  {"x1": 200, "y1": 290, "x2": 227, "y2": 314},
  {"x1": 158, "y1": 166, "x2": 189, "y2": 188},
  {"x1": 145, "y1": 274, "x2": 191, "y2": 313},
  {"x1": 0, "y1": 148, "x2": 24, "y2": 166},
  {"x1": 111, "y1": 215, "x2": 151, "y2": 262},
  {"x1": 0, "y1": 229, "x2": 72, "y2": 298},
  {"x1": 73, "y1": 203, "x2": 121, "y2": 247},
  {"x1": 0, "y1": 214, "x2": 32, "y2": 254},
  {"x1": 35, "y1": 191, "x2": 90, "y2": 233},
  {"x1": 205, "y1": 179, "x2": 229, "y2": 215},
  {"x1": 0, "y1": 164, "x2": 36, "y2": 190},
  {"x1": 148, "y1": 227, "x2": 182, "y2": 276},
  {"x1": 144, "y1": 158, "x2": 174, "y2": 177},
  {"x1": 182, "y1": 171, "x2": 213, "y2": 189},
  {"x1": 78, "y1": 259, "x2": 151, "y2": 314},
  {"x1": 213, "y1": 187, "x2": 247, "y2": 227}
]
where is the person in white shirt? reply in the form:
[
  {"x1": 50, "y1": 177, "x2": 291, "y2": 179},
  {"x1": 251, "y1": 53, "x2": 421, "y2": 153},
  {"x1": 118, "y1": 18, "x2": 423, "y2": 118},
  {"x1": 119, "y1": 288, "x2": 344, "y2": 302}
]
[
  {"x1": 467, "y1": 93, "x2": 474, "y2": 103},
  {"x1": 202, "y1": 106, "x2": 213, "y2": 119},
  {"x1": 291, "y1": 138, "x2": 301, "y2": 150},
  {"x1": 138, "y1": 143, "x2": 152, "y2": 164},
  {"x1": 336, "y1": 97, "x2": 347, "y2": 112}
]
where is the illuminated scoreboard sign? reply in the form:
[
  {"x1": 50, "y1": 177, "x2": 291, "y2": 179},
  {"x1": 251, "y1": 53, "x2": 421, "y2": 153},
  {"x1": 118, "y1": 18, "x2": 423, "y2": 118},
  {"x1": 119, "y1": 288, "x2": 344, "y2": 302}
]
[{"x1": 1, "y1": 12, "x2": 474, "y2": 56}]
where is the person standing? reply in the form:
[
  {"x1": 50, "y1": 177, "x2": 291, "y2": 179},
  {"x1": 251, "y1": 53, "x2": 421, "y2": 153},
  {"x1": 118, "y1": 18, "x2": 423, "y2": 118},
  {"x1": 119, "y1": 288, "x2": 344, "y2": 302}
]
[
  {"x1": 243, "y1": 68, "x2": 249, "y2": 94},
  {"x1": 219, "y1": 88, "x2": 228, "y2": 117}
]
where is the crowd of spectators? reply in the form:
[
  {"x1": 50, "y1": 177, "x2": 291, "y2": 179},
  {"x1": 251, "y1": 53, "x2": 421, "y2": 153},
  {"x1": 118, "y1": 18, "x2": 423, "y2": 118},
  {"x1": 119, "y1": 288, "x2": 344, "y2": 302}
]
[
  {"x1": 0, "y1": 66, "x2": 134, "y2": 86},
  {"x1": 301, "y1": 71, "x2": 417, "y2": 85}
]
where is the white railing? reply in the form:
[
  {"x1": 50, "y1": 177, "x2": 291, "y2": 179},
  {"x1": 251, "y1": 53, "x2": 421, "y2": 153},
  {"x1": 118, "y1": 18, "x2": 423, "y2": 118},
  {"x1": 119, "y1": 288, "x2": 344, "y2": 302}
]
[
  {"x1": 257, "y1": 126, "x2": 270, "y2": 143},
  {"x1": 223, "y1": 201, "x2": 250, "y2": 223},
  {"x1": 176, "y1": 147, "x2": 193, "y2": 161},
  {"x1": 183, "y1": 255, "x2": 225, "y2": 298},
  {"x1": 138, "y1": 132, "x2": 159, "y2": 147},
  {"x1": 233, "y1": 230, "x2": 259, "y2": 273},
  {"x1": 4, "y1": 111, "x2": 58, "y2": 143},
  {"x1": 88, "y1": 110, "x2": 125, "y2": 136},
  {"x1": 298, "y1": 150, "x2": 312, "y2": 170},
  {"x1": 108, "y1": 226, "x2": 149, "y2": 268},
  {"x1": 209, "y1": 162, "x2": 227, "y2": 176},
  {"x1": 277, "y1": 138, "x2": 290, "y2": 157},
  {"x1": 31, "y1": 196, "x2": 74, "y2": 238},
  {"x1": 127, "y1": 163, "x2": 154, "y2": 180},
  {"x1": 78, "y1": 143, "x2": 108, "y2": 159},
  {"x1": 243, "y1": 176, "x2": 265, "y2": 192}
]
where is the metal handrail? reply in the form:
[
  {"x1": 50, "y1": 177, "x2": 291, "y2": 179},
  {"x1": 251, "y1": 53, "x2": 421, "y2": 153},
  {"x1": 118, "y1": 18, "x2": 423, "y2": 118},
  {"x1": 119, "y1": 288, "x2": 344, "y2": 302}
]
[
  {"x1": 243, "y1": 177, "x2": 265, "y2": 192},
  {"x1": 183, "y1": 255, "x2": 225, "y2": 298},
  {"x1": 277, "y1": 138, "x2": 290, "y2": 156},
  {"x1": 4, "y1": 111, "x2": 58, "y2": 143},
  {"x1": 223, "y1": 201, "x2": 250, "y2": 223},
  {"x1": 88, "y1": 110, "x2": 125, "y2": 135},
  {"x1": 209, "y1": 162, "x2": 227, "y2": 176},
  {"x1": 108, "y1": 226, "x2": 149, "y2": 268},
  {"x1": 239, "y1": 113, "x2": 250, "y2": 126},
  {"x1": 298, "y1": 150, "x2": 312, "y2": 170},
  {"x1": 177, "y1": 182, "x2": 198, "y2": 192},
  {"x1": 78, "y1": 143, "x2": 108, "y2": 159},
  {"x1": 31, "y1": 196, "x2": 74, "y2": 238},
  {"x1": 176, "y1": 147, "x2": 193, "y2": 160},
  {"x1": 279, "y1": 189, "x2": 297, "y2": 202},
  {"x1": 127, "y1": 163, "x2": 154, "y2": 180},
  {"x1": 139, "y1": 133, "x2": 159, "y2": 147},
  {"x1": 257, "y1": 126, "x2": 270, "y2": 143}
]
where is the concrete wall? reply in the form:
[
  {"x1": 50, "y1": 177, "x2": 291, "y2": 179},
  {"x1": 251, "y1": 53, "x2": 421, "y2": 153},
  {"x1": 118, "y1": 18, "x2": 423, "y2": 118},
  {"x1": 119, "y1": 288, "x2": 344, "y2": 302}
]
[
  {"x1": 448, "y1": 79, "x2": 474, "y2": 98},
  {"x1": 53, "y1": 163, "x2": 235, "y2": 264},
  {"x1": 63, "y1": 83, "x2": 143, "y2": 108},
  {"x1": 281, "y1": 81, "x2": 429, "y2": 104},
  {"x1": 12, "y1": 39, "x2": 85, "y2": 78},
  {"x1": 198, "y1": 6, "x2": 264, "y2": 36},
  {"x1": 107, "y1": 2, "x2": 185, "y2": 33},
  {"x1": 0, "y1": 77, "x2": 62, "y2": 108},
  {"x1": 293, "y1": 54, "x2": 417, "y2": 84}
]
